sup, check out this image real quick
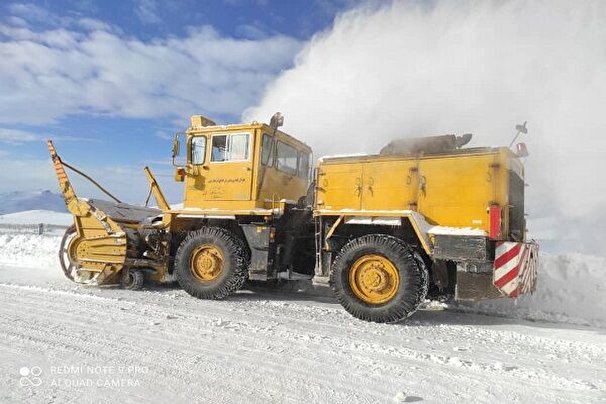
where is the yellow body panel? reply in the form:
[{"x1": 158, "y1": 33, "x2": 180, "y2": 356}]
[
  {"x1": 315, "y1": 148, "x2": 521, "y2": 237},
  {"x1": 181, "y1": 122, "x2": 311, "y2": 212}
]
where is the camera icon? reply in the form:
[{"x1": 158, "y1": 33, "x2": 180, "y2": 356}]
[{"x1": 19, "y1": 366, "x2": 42, "y2": 387}]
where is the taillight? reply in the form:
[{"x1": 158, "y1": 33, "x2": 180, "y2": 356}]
[{"x1": 489, "y1": 204, "x2": 501, "y2": 240}]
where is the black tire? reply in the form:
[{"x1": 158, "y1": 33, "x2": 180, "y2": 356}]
[
  {"x1": 121, "y1": 269, "x2": 144, "y2": 290},
  {"x1": 329, "y1": 234, "x2": 429, "y2": 323},
  {"x1": 412, "y1": 251, "x2": 429, "y2": 308},
  {"x1": 175, "y1": 227, "x2": 249, "y2": 300}
]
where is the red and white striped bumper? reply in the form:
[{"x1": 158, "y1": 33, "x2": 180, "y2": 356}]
[{"x1": 493, "y1": 241, "x2": 539, "y2": 298}]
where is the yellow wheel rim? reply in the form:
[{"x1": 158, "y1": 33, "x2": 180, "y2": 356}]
[
  {"x1": 190, "y1": 244, "x2": 224, "y2": 282},
  {"x1": 349, "y1": 254, "x2": 400, "y2": 304}
]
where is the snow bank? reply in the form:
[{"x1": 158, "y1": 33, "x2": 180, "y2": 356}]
[
  {"x1": 0, "y1": 233, "x2": 62, "y2": 269},
  {"x1": 0, "y1": 230, "x2": 604, "y2": 328},
  {"x1": 460, "y1": 252, "x2": 606, "y2": 328},
  {"x1": 0, "y1": 210, "x2": 73, "y2": 226}
]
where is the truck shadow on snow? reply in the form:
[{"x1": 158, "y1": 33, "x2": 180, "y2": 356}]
[
  {"x1": 135, "y1": 283, "x2": 605, "y2": 333},
  {"x1": 235, "y1": 288, "x2": 606, "y2": 333}
]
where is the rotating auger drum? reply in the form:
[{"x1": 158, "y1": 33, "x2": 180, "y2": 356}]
[{"x1": 58, "y1": 224, "x2": 77, "y2": 282}]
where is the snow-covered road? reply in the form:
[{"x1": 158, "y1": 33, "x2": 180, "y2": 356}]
[{"x1": 1, "y1": 264, "x2": 604, "y2": 403}]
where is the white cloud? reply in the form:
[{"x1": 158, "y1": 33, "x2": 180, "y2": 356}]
[
  {"x1": 0, "y1": 157, "x2": 59, "y2": 194},
  {"x1": 245, "y1": 0, "x2": 606, "y2": 223},
  {"x1": 0, "y1": 153, "x2": 179, "y2": 204},
  {"x1": 5, "y1": 16, "x2": 28, "y2": 27},
  {"x1": 0, "y1": 13, "x2": 302, "y2": 125},
  {"x1": 0, "y1": 128, "x2": 39, "y2": 143},
  {"x1": 223, "y1": 0, "x2": 269, "y2": 6},
  {"x1": 236, "y1": 23, "x2": 268, "y2": 40},
  {"x1": 9, "y1": 3, "x2": 56, "y2": 21},
  {"x1": 7, "y1": 2, "x2": 73, "y2": 27},
  {"x1": 134, "y1": 0, "x2": 162, "y2": 25},
  {"x1": 0, "y1": 127, "x2": 100, "y2": 144},
  {"x1": 77, "y1": 18, "x2": 113, "y2": 32}
]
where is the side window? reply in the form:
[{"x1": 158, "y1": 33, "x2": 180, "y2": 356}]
[
  {"x1": 211, "y1": 133, "x2": 250, "y2": 162},
  {"x1": 191, "y1": 136, "x2": 207, "y2": 165},
  {"x1": 298, "y1": 152, "x2": 310, "y2": 179},
  {"x1": 276, "y1": 141, "x2": 298, "y2": 176},
  {"x1": 261, "y1": 133, "x2": 273, "y2": 165}
]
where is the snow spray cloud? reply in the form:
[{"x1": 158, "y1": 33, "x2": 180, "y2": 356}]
[{"x1": 244, "y1": 0, "x2": 606, "y2": 254}]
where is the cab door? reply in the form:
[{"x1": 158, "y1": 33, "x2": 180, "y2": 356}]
[
  {"x1": 206, "y1": 131, "x2": 254, "y2": 201},
  {"x1": 188, "y1": 131, "x2": 254, "y2": 202}
]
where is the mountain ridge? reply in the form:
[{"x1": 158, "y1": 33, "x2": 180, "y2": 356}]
[{"x1": 0, "y1": 190, "x2": 66, "y2": 215}]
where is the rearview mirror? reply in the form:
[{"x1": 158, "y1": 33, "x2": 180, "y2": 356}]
[
  {"x1": 270, "y1": 112, "x2": 284, "y2": 129},
  {"x1": 172, "y1": 133, "x2": 180, "y2": 158}
]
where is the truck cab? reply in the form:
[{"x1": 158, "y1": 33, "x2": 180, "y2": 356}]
[{"x1": 175, "y1": 115, "x2": 312, "y2": 212}]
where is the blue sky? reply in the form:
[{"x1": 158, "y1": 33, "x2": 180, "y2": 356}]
[
  {"x1": 0, "y1": 0, "x2": 366, "y2": 202},
  {"x1": 2, "y1": 0, "x2": 606, "y2": 253}
]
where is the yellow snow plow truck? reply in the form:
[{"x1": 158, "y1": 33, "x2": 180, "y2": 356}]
[{"x1": 48, "y1": 113, "x2": 538, "y2": 323}]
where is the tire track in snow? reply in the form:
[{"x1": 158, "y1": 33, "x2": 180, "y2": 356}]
[
  {"x1": 0, "y1": 283, "x2": 604, "y2": 403},
  {"x1": 0, "y1": 286, "x2": 386, "y2": 403},
  {"x1": 3, "y1": 283, "x2": 605, "y2": 393}
]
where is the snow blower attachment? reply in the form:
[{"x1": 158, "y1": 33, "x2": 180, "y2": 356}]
[{"x1": 48, "y1": 140, "x2": 163, "y2": 288}]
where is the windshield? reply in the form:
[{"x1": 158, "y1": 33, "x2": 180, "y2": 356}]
[{"x1": 191, "y1": 136, "x2": 207, "y2": 165}]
